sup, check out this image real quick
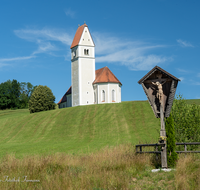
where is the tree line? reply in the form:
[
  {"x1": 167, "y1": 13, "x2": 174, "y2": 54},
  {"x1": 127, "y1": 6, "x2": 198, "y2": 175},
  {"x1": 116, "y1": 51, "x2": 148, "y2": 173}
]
[{"x1": 0, "y1": 79, "x2": 37, "y2": 109}]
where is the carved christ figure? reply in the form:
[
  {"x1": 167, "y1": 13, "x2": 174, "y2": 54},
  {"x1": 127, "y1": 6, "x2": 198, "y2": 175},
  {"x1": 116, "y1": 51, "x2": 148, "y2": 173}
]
[{"x1": 151, "y1": 74, "x2": 167, "y2": 105}]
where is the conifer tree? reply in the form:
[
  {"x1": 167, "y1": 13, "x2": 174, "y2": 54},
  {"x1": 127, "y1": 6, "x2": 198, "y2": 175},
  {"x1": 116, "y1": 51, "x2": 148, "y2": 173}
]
[{"x1": 165, "y1": 114, "x2": 178, "y2": 167}]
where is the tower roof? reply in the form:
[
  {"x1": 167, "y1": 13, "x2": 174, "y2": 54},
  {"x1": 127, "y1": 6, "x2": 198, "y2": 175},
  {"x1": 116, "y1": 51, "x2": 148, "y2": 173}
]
[
  {"x1": 93, "y1": 66, "x2": 122, "y2": 85},
  {"x1": 70, "y1": 24, "x2": 88, "y2": 49}
]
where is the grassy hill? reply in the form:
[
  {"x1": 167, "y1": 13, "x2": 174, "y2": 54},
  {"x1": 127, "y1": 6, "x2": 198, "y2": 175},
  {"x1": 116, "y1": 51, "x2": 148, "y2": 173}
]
[
  {"x1": 0, "y1": 101, "x2": 161, "y2": 158},
  {"x1": 186, "y1": 99, "x2": 200, "y2": 105}
]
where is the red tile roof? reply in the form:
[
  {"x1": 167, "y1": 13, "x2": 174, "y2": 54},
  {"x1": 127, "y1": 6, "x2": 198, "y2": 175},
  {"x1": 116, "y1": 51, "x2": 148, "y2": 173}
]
[
  {"x1": 57, "y1": 86, "x2": 71, "y2": 104},
  {"x1": 93, "y1": 66, "x2": 122, "y2": 85},
  {"x1": 57, "y1": 67, "x2": 122, "y2": 104},
  {"x1": 70, "y1": 24, "x2": 88, "y2": 49}
]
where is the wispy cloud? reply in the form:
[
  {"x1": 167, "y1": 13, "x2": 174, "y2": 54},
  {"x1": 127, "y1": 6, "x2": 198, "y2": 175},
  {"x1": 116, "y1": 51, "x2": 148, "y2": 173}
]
[
  {"x1": 94, "y1": 33, "x2": 171, "y2": 71},
  {"x1": 10, "y1": 28, "x2": 172, "y2": 71},
  {"x1": 177, "y1": 39, "x2": 194, "y2": 47},
  {"x1": 197, "y1": 73, "x2": 200, "y2": 77},
  {"x1": 65, "y1": 9, "x2": 75, "y2": 18},
  {"x1": 32, "y1": 40, "x2": 57, "y2": 55},
  {"x1": 177, "y1": 68, "x2": 191, "y2": 73},
  {"x1": 193, "y1": 82, "x2": 200, "y2": 85},
  {"x1": 0, "y1": 56, "x2": 35, "y2": 68},
  {"x1": 178, "y1": 77, "x2": 184, "y2": 81},
  {"x1": 0, "y1": 56, "x2": 34, "y2": 62},
  {"x1": 0, "y1": 63, "x2": 9, "y2": 68},
  {"x1": 14, "y1": 28, "x2": 73, "y2": 57},
  {"x1": 14, "y1": 28, "x2": 72, "y2": 45}
]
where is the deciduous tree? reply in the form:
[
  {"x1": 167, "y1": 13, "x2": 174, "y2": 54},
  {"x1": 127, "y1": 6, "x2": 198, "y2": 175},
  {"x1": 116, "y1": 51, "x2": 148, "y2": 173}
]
[{"x1": 29, "y1": 85, "x2": 56, "y2": 113}]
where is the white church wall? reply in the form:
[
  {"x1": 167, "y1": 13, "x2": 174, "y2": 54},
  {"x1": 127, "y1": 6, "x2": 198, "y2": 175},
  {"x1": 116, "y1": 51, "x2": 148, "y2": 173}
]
[
  {"x1": 118, "y1": 85, "x2": 121, "y2": 103},
  {"x1": 98, "y1": 83, "x2": 109, "y2": 104},
  {"x1": 96, "y1": 83, "x2": 121, "y2": 104},
  {"x1": 79, "y1": 57, "x2": 95, "y2": 105},
  {"x1": 79, "y1": 27, "x2": 95, "y2": 47},
  {"x1": 93, "y1": 85, "x2": 97, "y2": 104},
  {"x1": 78, "y1": 46, "x2": 95, "y2": 58},
  {"x1": 71, "y1": 59, "x2": 79, "y2": 107},
  {"x1": 109, "y1": 83, "x2": 118, "y2": 103}
]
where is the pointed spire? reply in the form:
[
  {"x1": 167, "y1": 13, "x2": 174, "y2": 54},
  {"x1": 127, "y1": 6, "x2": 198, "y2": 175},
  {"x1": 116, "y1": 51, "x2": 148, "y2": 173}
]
[{"x1": 70, "y1": 23, "x2": 88, "y2": 49}]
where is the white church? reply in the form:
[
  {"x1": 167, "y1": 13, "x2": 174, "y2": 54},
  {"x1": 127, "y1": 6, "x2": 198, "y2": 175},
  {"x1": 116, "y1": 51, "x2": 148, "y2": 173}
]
[{"x1": 58, "y1": 24, "x2": 122, "y2": 108}]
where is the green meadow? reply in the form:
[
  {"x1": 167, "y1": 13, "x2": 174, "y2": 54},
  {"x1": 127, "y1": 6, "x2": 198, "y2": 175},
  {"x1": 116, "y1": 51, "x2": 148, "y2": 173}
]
[
  {"x1": 0, "y1": 100, "x2": 199, "y2": 189},
  {"x1": 0, "y1": 101, "x2": 160, "y2": 158}
]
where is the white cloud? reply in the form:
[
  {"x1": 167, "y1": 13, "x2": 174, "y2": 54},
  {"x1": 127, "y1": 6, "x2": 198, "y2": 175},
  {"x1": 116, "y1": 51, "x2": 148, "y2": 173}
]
[
  {"x1": 0, "y1": 63, "x2": 9, "y2": 68},
  {"x1": 65, "y1": 9, "x2": 75, "y2": 18},
  {"x1": 32, "y1": 41, "x2": 57, "y2": 55},
  {"x1": 94, "y1": 32, "x2": 170, "y2": 71},
  {"x1": 14, "y1": 28, "x2": 72, "y2": 45},
  {"x1": 194, "y1": 82, "x2": 200, "y2": 85},
  {"x1": 197, "y1": 73, "x2": 200, "y2": 77},
  {"x1": 177, "y1": 68, "x2": 190, "y2": 73},
  {"x1": 0, "y1": 56, "x2": 35, "y2": 62},
  {"x1": 178, "y1": 77, "x2": 184, "y2": 81},
  {"x1": 0, "y1": 56, "x2": 35, "y2": 68},
  {"x1": 11, "y1": 28, "x2": 172, "y2": 71},
  {"x1": 14, "y1": 28, "x2": 73, "y2": 57},
  {"x1": 177, "y1": 39, "x2": 194, "y2": 47}
]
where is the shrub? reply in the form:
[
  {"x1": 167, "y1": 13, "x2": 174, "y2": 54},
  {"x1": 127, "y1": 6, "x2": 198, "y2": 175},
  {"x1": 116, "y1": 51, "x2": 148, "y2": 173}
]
[
  {"x1": 171, "y1": 95, "x2": 200, "y2": 145},
  {"x1": 29, "y1": 85, "x2": 56, "y2": 113},
  {"x1": 165, "y1": 114, "x2": 178, "y2": 167}
]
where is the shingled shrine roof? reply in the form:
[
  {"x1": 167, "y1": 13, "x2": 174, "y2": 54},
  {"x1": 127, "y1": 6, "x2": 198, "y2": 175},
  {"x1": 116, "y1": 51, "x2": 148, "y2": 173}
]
[{"x1": 138, "y1": 66, "x2": 181, "y2": 84}]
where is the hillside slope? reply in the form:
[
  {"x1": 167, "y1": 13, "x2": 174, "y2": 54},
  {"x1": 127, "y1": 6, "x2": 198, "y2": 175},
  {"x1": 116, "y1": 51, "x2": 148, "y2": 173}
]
[{"x1": 0, "y1": 101, "x2": 160, "y2": 157}]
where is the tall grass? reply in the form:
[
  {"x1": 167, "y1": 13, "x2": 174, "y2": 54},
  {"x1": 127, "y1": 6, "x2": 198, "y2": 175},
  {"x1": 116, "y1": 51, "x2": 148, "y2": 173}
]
[
  {"x1": 175, "y1": 154, "x2": 200, "y2": 190},
  {"x1": 0, "y1": 144, "x2": 199, "y2": 189},
  {"x1": 0, "y1": 144, "x2": 152, "y2": 189}
]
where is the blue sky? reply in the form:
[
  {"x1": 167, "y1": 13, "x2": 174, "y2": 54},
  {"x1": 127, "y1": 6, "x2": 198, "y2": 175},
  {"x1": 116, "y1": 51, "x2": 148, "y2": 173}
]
[{"x1": 0, "y1": 0, "x2": 200, "y2": 103}]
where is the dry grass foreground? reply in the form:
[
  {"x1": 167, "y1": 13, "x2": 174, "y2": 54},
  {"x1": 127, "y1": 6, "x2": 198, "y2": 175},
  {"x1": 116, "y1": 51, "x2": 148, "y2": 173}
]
[{"x1": 0, "y1": 144, "x2": 199, "y2": 190}]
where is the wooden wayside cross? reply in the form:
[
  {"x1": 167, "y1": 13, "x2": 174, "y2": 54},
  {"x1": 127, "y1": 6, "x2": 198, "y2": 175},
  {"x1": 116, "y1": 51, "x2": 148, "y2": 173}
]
[{"x1": 138, "y1": 66, "x2": 180, "y2": 168}]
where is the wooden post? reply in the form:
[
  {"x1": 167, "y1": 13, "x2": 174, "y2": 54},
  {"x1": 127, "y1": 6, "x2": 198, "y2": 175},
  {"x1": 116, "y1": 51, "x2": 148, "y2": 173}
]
[
  {"x1": 156, "y1": 144, "x2": 158, "y2": 160},
  {"x1": 160, "y1": 104, "x2": 166, "y2": 137},
  {"x1": 140, "y1": 146, "x2": 142, "y2": 153},
  {"x1": 184, "y1": 144, "x2": 187, "y2": 152},
  {"x1": 160, "y1": 104, "x2": 167, "y2": 168},
  {"x1": 184, "y1": 143, "x2": 187, "y2": 158}
]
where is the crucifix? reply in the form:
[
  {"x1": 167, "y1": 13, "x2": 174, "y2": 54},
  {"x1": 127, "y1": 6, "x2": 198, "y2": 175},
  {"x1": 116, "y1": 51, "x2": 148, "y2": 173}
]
[
  {"x1": 151, "y1": 73, "x2": 167, "y2": 137},
  {"x1": 151, "y1": 73, "x2": 167, "y2": 168},
  {"x1": 138, "y1": 66, "x2": 180, "y2": 169}
]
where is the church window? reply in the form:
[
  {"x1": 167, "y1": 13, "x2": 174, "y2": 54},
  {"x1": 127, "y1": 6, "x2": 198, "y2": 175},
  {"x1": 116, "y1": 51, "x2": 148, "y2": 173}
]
[
  {"x1": 87, "y1": 101, "x2": 89, "y2": 104},
  {"x1": 87, "y1": 92, "x2": 88, "y2": 94},
  {"x1": 102, "y1": 90, "x2": 105, "y2": 102},
  {"x1": 88, "y1": 81, "x2": 90, "y2": 84},
  {"x1": 112, "y1": 90, "x2": 115, "y2": 102},
  {"x1": 84, "y1": 49, "x2": 89, "y2": 55}
]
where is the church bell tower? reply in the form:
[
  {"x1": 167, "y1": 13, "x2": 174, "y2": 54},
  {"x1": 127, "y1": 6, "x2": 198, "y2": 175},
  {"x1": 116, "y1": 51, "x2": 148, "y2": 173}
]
[{"x1": 70, "y1": 24, "x2": 95, "y2": 107}]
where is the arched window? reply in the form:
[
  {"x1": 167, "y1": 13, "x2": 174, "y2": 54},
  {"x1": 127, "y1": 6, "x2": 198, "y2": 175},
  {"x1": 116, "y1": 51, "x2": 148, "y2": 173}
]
[
  {"x1": 112, "y1": 89, "x2": 115, "y2": 102},
  {"x1": 102, "y1": 90, "x2": 105, "y2": 102}
]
